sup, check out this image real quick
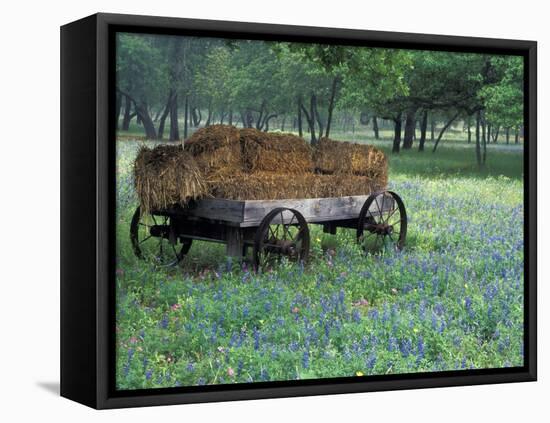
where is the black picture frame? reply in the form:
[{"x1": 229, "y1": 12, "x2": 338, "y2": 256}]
[{"x1": 60, "y1": 12, "x2": 537, "y2": 409}]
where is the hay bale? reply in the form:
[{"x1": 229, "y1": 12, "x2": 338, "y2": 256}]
[
  {"x1": 240, "y1": 128, "x2": 314, "y2": 174},
  {"x1": 314, "y1": 138, "x2": 388, "y2": 186},
  {"x1": 134, "y1": 144, "x2": 208, "y2": 215},
  {"x1": 207, "y1": 171, "x2": 384, "y2": 201},
  {"x1": 185, "y1": 124, "x2": 243, "y2": 175}
]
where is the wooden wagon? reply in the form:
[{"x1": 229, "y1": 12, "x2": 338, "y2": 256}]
[{"x1": 130, "y1": 190, "x2": 407, "y2": 269}]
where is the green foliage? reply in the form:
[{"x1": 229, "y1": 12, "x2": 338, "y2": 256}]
[
  {"x1": 478, "y1": 56, "x2": 524, "y2": 129},
  {"x1": 116, "y1": 33, "x2": 168, "y2": 105}
]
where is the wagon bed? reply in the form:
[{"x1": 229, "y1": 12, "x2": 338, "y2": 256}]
[{"x1": 130, "y1": 191, "x2": 407, "y2": 269}]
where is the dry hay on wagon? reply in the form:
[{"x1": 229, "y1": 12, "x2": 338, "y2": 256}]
[
  {"x1": 133, "y1": 125, "x2": 389, "y2": 210},
  {"x1": 134, "y1": 144, "x2": 208, "y2": 215},
  {"x1": 206, "y1": 171, "x2": 385, "y2": 201},
  {"x1": 184, "y1": 124, "x2": 242, "y2": 176},
  {"x1": 314, "y1": 137, "x2": 388, "y2": 186},
  {"x1": 239, "y1": 128, "x2": 314, "y2": 174}
]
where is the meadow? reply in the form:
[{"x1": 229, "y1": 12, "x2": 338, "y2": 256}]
[{"x1": 115, "y1": 131, "x2": 524, "y2": 389}]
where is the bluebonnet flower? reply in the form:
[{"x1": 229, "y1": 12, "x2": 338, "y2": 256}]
[
  {"x1": 197, "y1": 377, "x2": 206, "y2": 385},
  {"x1": 388, "y1": 336, "x2": 397, "y2": 352},
  {"x1": 417, "y1": 336, "x2": 425, "y2": 360},
  {"x1": 432, "y1": 313, "x2": 437, "y2": 330},
  {"x1": 366, "y1": 354, "x2": 376, "y2": 370},
  {"x1": 368, "y1": 309, "x2": 379, "y2": 320},
  {"x1": 352, "y1": 309, "x2": 361, "y2": 323},
  {"x1": 145, "y1": 369, "x2": 152, "y2": 380},
  {"x1": 302, "y1": 350, "x2": 310, "y2": 369},
  {"x1": 400, "y1": 339, "x2": 412, "y2": 357},
  {"x1": 253, "y1": 327, "x2": 260, "y2": 351},
  {"x1": 159, "y1": 314, "x2": 169, "y2": 329}
]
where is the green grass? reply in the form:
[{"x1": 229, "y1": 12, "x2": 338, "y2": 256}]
[{"x1": 114, "y1": 133, "x2": 524, "y2": 390}]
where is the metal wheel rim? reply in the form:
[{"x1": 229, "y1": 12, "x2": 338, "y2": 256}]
[
  {"x1": 130, "y1": 206, "x2": 190, "y2": 266},
  {"x1": 357, "y1": 191, "x2": 407, "y2": 253},
  {"x1": 253, "y1": 207, "x2": 310, "y2": 271}
]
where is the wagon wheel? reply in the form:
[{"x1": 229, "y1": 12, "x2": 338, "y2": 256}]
[
  {"x1": 357, "y1": 191, "x2": 407, "y2": 253},
  {"x1": 253, "y1": 207, "x2": 310, "y2": 271},
  {"x1": 130, "y1": 206, "x2": 192, "y2": 266}
]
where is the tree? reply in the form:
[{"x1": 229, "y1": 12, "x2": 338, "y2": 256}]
[
  {"x1": 338, "y1": 48, "x2": 411, "y2": 152},
  {"x1": 116, "y1": 33, "x2": 168, "y2": 139},
  {"x1": 478, "y1": 56, "x2": 524, "y2": 145}
]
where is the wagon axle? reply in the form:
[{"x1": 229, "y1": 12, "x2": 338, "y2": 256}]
[
  {"x1": 365, "y1": 222, "x2": 394, "y2": 236},
  {"x1": 265, "y1": 239, "x2": 299, "y2": 256},
  {"x1": 149, "y1": 224, "x2": 170, "y2": 239}
]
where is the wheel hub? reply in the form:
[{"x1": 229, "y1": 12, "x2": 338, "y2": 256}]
[
  {"x1": 149, "y1": 224, "x2": 170, "y2": 238},
  {"x1": 367, "y1": 223, "x2": 393, "y2": 235}
]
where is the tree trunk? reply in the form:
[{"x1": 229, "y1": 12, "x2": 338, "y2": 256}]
[
  {"x1": 298, "y1": 102, "x2": 303, "y2": 138},
  {"x1": 515, "y1": 127, "x2": 519, "y2": 144},
  {"x1": 372, "y1": 116, "x2": 379, "y2": 139},
  {"x1": 228, "y1": 110, "x2": 233, "y2": 126},
  {"x1": 505, "y1": 127, "x2": 510, "y2": 144},
  {"x1": 183, "y1": 95, "x2": 189, "y2": 140},
  {"x1": 205, "y1": 101, "x2": 213, "y2": 126},
  {"x1": 467, "y1": 116, "x2": 472, "y2": 143},
  {"x1": 475, "y1": 110, "x2": 482, "y2": 167},
  {"x1": 418, "y1": 110, "x2": 428, "y2": 152},
  {"x1": 281, "y1": 115, "x2": 286, "y2": 131},
  {"x1": 191, "y1": 107, "x2": 202, "y2": 127},
  {"x1": 487, "y1": 123, "x2": 492, "y2": 143},
  {"x1": 115, "y1": 94, "x2": 122, "y2": 130},
  {"x1": 314, "y1": 96, "x2": 324, "y2": 141},
  {"x1": 153, "y1": 108, "x2": 163, "y2": 122},
  {"x1": 481, "y1": 112, "x2": 487, "y2": 164},
  {"x1": 493, "y1": 125, "x2": 500, "y2": 143},
  {"x1": 263, "y1": 114, "x2": 277, "y2": 132},
  {"x1": 300, "y1": 96, "x2": 317, "y2": 145},
  {"x1": 169, "y1": 93, "x2": 179, "y2": 141},
  {"x1": 256, "y1": 100, "x2": 266, "y2": 130},
  {"x1": 430, "y1": 118, "x2": 435, "y2": 142},
  {"x1": 392, "y1": 114, "x2": 402, "y2": 153},
  {"x1": 325, "y1": 77, "x2": 339, "y2": 138},
  {"x1": 432, "y1": 113, "x2": 460, "y2": 152},
  {"x1": 122, "y1": 95, "x2": 132, "y2": 131},
  {"x1": 135, "y1": 102, "x2": 157, "y2": 139},
  {"x1": 157, "y1": 91, "x2": 173, "y2": 140},
  {"x1": 403, "y1": 109, "x2": 416, "y2": 149}
]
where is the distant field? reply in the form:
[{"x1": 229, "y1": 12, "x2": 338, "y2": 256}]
[{"x1": 115, "y1": 132, "x2": 524, "y2": 389}]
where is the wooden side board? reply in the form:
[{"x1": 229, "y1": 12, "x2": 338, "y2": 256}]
[{"x1": 186, "y1": 194, "x2": 394, "y2": 227}]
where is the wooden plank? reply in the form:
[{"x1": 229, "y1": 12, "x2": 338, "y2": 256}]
[
  {"x1": 225, "y1": 226, "x2": 244, "y2": 258},
  {"x1": 186, "y1": 194, "x2": 394, "y2": 227},
  {"x1": 240, "y1": 195, "x2": 395, "y2": 227},
  {"x1": 185, "y1": 198, "x2": 245, "y2": 224}
]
